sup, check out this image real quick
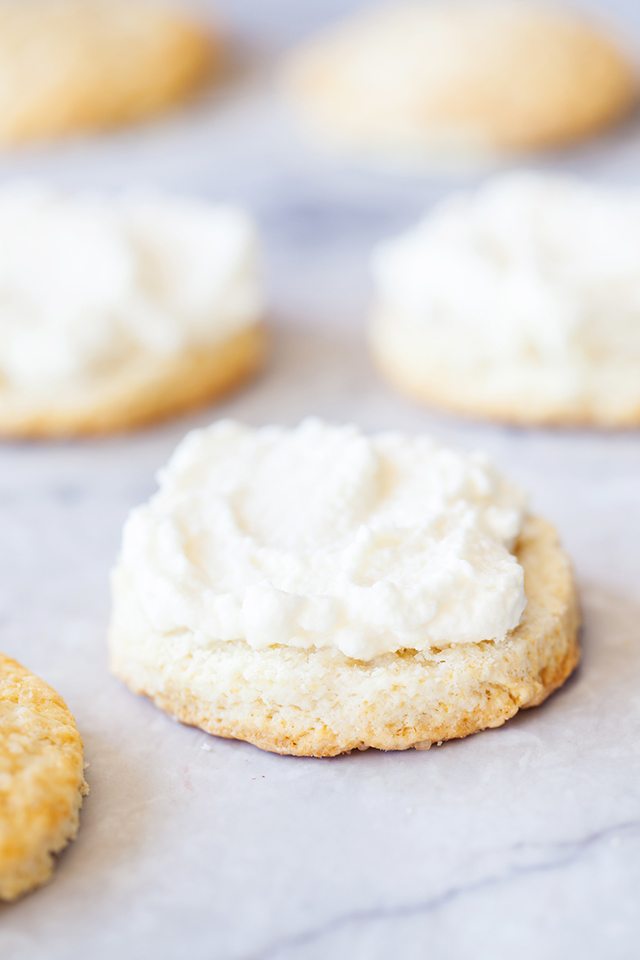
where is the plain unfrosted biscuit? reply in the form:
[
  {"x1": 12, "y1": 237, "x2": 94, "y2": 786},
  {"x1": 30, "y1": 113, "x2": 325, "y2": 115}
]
[
  {"x1": 0, "y1": 0, "x2": 217, "y2": 145},
  {"x1": 0, "y1": 324, "x2": 266, "y2": 439},
  {"x1": 0, "y1": 655, "x2": 87, "y2": 901},
  {"x1": 110, "y1": 516, "x2": 580, "y2": 758},
  {"x1": 371, "y1": 314, "x2": 640, "y2": 429},
  {"x1": 284, "y1": 0, "x2": 635, "y2": 160}
]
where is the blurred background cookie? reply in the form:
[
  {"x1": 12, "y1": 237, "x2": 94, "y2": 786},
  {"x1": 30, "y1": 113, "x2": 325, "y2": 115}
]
[
  {"x1": 0, "y1": 183, "x2": 266, "y2": 438},
  {"x1": 0, "y1": 655, "x2": 87, "y2": 902},
  {"x1": 0, "y1": 0, "x2": 218, "y2": 144},
  {"x1": 370, "y1": 171, "x2": 640, "y2": 427},
  {"x1": 284, "y1": 0, "x2": 636, "y2": 164}
]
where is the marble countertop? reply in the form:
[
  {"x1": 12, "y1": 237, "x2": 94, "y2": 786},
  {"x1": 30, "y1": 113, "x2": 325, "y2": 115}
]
[{"x1": 1, "y1": 2, "x2": 640, "y2": 958}]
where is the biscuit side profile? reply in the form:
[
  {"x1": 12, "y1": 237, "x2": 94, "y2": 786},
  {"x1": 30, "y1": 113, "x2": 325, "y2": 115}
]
[
  {"x1": 0, "y1": 656, "x2": 87, "y2": 901},
  {"x1": 0, "y1": 0, "x2": 216, "y2": 144},
  {"x1": 110, "y1": 516, "x2": 580, "y2": 757},
  {"x1": 285, "y1": 0, "x2": 635, "y2": 159},
  {"x1": 371, "y1": 323, "x2": 640, "y2": 428},
  {"x1": 0, "y1": 324, "x2": 266, "y2": 439}
]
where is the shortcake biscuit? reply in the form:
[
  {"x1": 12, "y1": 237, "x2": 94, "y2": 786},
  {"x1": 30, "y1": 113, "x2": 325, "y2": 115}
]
[
  {"x1": 0, "y1": 655, "x2": 87, "y2": 901},
  {"x1": 371, "y1": 172, "x2": 640, "y2": 427},
  {"x1": 0, "y1": 0, "x2": 216, "y2": 145},
  {"x1": 0, "y1": 184, "x2": 266, "y2": 438},
  {"x1": 109, "y1": 420, "x2": 580, "y2": 757},
  {"x1": 284, "y1": 1, "x2": 635, "y2": 162}
]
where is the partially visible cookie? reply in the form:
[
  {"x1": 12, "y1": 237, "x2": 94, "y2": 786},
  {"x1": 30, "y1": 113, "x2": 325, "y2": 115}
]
[
  {"x1": 0, "y1": 655, "x2": 87, "y2": 901},
  {"x1": 0, "y1": 183, "x2": 266, "y2": 438},
  {"x1": 0, "y1": 0, "x2": 217, "y2": 145},
  {"x1": 370, "y1": 172, "x2": 640, "y2": 428},
  {"x1": 284, "y1": 0, "x2": 635, "y2": 162}
]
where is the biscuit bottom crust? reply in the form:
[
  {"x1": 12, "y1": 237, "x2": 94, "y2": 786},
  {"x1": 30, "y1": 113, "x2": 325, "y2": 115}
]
[
  {"x1": 0, "y1": 325, "x2": 266, "y2": 439},
  {"x1": 0, "y1": 656, "x2": 87, "y2": 901},
  {"x1": 110, "y1": 516, "x2": 580, "y2": 757},
  {"x1": 371, "y1": 321, "x2": 640, "y2": 428}
]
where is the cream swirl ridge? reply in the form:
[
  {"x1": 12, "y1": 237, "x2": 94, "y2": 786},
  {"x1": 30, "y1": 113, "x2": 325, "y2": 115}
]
[{"x1": 117, "y1": 419, "x2": 527, "y2": 661}]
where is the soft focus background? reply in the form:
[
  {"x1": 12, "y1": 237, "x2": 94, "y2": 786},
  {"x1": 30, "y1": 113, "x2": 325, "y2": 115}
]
[{"x1": 1, "y1": 2, "x2": 640, "y2": 959}]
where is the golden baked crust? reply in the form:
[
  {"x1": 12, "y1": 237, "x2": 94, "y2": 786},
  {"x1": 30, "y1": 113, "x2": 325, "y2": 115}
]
[
  {"x1": 110, "y1": 516, "x2": 580, "y2": 757},
  {"x1": 0, "y1": 0, "x2": 217, "y2": 145},
  {"x1": 371, "y1": 327, "x2": 640, "y2": 429},
  {"x1": 0, "y1": 655, "x2": 87, "y2": 901},
  {"x1": 285, "y1": 1, "x2": 635, "y2": 157},
  {"x1": 0, "y1": 324, "x2": 266, "y2": 439}
]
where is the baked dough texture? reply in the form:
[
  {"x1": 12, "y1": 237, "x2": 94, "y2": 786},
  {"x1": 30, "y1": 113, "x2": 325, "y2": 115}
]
[
  {"x1": 285, "y1": 0, "x2": 635, "y2": 159},
  {"x1": 0, "y1": 324, "x2": 266, "y2": 439},
  {"x1": 371, "y1": 311, "x2": 640, "y2": 429},
  {"x1": 0, "y1": 655, "x2": 87, "y2": 901},
  {"x1": 0, "y1": 0, "x2": 216, "y2": 145},
  {"x1": 110, "y1": 516, "x2": 580, "y2": 757}
]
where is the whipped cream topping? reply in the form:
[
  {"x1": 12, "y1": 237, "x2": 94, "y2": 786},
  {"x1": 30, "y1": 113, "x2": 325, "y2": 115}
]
[
  {"x1": 373, "y1": 173, "x2": 640, "y2": 378},
  {"x1": 0, "y1": 183, "x2": 262, "y2": 390},
  {"x1": 118, "y1": 420, "x2": 527, "y2": 661}
]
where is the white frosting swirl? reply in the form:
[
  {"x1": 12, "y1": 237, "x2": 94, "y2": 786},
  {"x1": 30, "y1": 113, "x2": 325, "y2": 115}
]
[
  {"x1": 372, "y1": 173, "x2": 640, "y2": 404},
  {"x1": 0, "y1": 183, "x2": 262, "y2": 390},
  {"x1": 117, "y1": 420, "x2": 527, "y2": 661}
]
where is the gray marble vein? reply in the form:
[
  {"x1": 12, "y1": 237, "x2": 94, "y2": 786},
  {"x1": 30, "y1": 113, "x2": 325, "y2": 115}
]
[{"x1": 246, "y1": 821, "x2": 640, "y2": 960}]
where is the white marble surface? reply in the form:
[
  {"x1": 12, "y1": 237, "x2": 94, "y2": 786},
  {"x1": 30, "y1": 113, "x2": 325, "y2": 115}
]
[{"x1": 1, "y1": 2, "x2": 640, "y2": 958}]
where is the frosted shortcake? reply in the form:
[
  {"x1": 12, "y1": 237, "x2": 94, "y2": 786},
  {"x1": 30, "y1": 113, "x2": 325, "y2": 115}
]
[
  {"x1": 284, "y1": 1, "x2": 634, "y2": 164},
  {"x1": 109, "y1": 419, "x2": 580, "y2": 757},
  {"x1": 0, "y1": 183, "x2": 265, "y2": 438},
  {"x1": 371, "y1": 173, "x2": 640, "y2": 427},
  {"x1": 0, "y1": 655, "x2": 87, "y2": 901}
]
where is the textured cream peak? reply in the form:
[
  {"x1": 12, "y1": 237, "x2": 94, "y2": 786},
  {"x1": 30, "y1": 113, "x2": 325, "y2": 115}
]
[{"x1": 116, "y1": 419, "x2": 527, "y2": 661}]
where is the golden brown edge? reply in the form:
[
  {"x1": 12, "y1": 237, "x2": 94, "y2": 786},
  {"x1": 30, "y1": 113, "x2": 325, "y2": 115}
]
[{"x1": 0, "y1": 655, "x2": 88, "y2": 901}]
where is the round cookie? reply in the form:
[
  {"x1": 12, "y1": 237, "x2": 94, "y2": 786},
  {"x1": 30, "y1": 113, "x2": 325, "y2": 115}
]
[
  {"x1": 109, "y1": 421, "x2": 580, "y2": 757},
  {"x1": 284, "y1": 0, "x2": 635, "y2": 162},
  {"x1": 0, "y1": 184, "x2": 266, "y2": 439},
  {"x1": 0, "y1": 655, "x2": 87, "y2": 901},
  {"x1": 0, "y1": 0, "x2": 217, "y2": 145},
  {"x1": 370, "y1": 172, "x2": 640, "y2": 428}
]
